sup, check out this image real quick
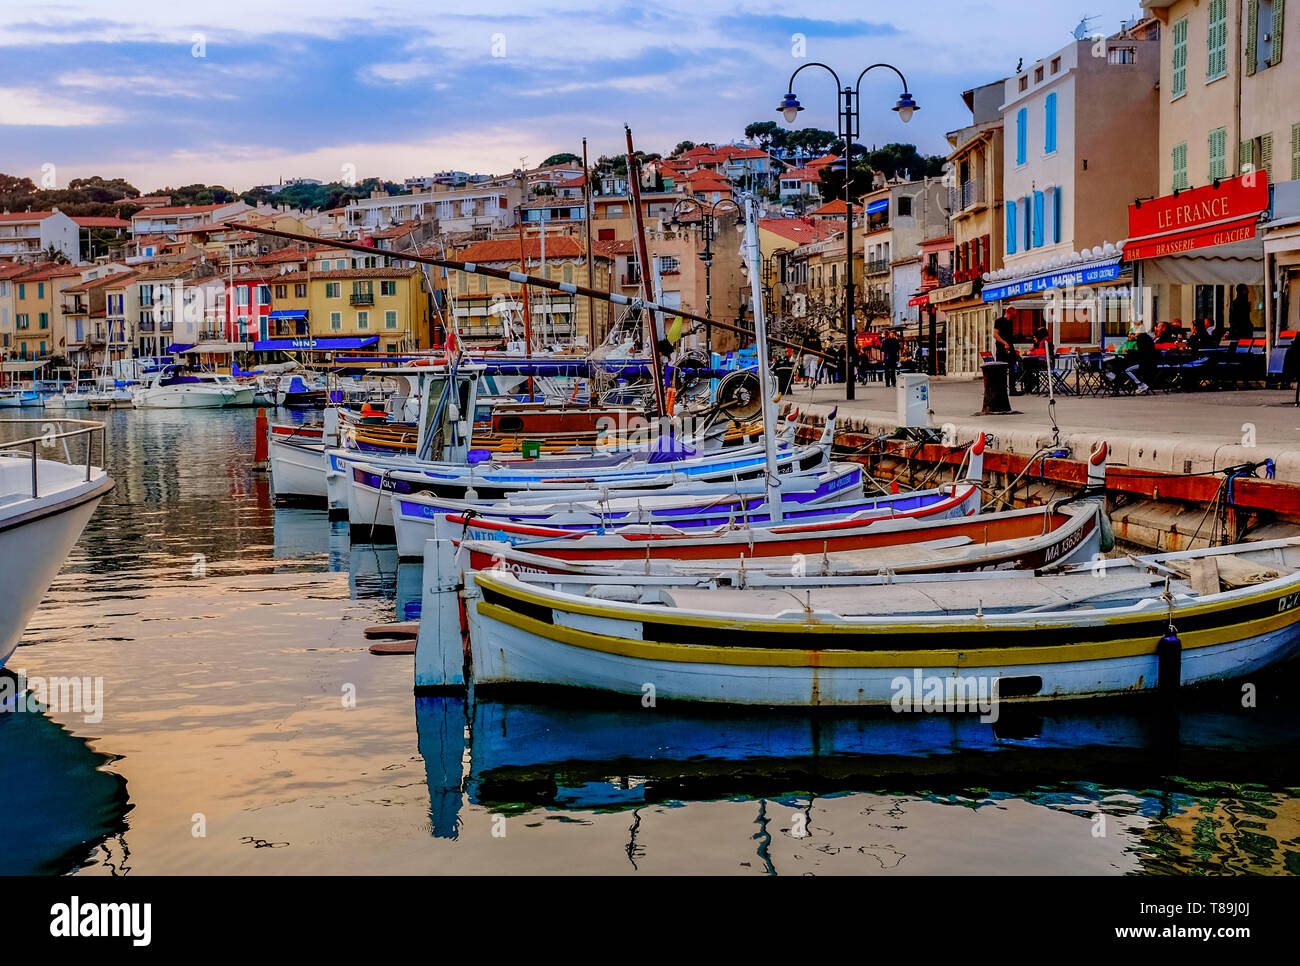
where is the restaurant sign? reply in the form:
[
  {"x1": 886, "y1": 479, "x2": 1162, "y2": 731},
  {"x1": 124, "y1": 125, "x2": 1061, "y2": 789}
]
[
  {"x1": 1124, "y1": 173, "x2": 1269, "y2": 261},
  {"x1": 982, "y1": 259, "x2": 1124, "y2": 302}
]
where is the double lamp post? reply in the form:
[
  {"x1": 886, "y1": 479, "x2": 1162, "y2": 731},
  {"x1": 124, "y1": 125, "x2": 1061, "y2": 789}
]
[{"x1": 777, "y1": 63, "x2": 917, "y2": 401}]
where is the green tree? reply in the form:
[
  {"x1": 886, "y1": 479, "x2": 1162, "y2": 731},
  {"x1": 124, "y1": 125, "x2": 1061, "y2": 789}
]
[
  {"x1": 541, "y1": 152, "x2": 581, "y2": 166},
  {"x1": 744, "y1": 121, "x2": 784, "y2": 152},
  {"x1": 41, "y1": 244, "x2": 70, "y2": 264},
  {"x1": 670, "y1": 140, "x2": 696, "y2": 157},
  {"x1": 863, "y1": 143, "x2": 946, "y2": 181}
]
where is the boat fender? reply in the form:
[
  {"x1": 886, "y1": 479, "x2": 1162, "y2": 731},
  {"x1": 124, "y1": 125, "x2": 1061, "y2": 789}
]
[
  {"x1": 1157, "y1": 632, "x2": 1182, "y2": 692},
  {"x1": 1097, "y1": 508, "x2": 1115, "y2": 553}
]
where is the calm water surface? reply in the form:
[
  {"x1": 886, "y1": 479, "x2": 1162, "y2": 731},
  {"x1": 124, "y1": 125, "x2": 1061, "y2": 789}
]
[{"x1": 5, "y1": 407, "x2": 1300, "y2": 875}]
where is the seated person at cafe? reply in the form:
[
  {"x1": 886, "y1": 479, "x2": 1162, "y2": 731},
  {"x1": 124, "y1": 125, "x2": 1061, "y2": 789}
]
[
  {"x1": 1123, "y1": 330, "x2": 1159, "y2": 395},
  {"x1": 1019, "y1": 326, "x2": 1054, "y2": 392},
  {"x1": 1190, "y1": 318, "x2": 1217, "y2": 350}
]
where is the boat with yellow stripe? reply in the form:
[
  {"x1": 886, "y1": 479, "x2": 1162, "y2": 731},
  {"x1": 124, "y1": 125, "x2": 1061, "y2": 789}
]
[{"x1": 437, "y1": 538, "x2": 1300, "y2": 706}]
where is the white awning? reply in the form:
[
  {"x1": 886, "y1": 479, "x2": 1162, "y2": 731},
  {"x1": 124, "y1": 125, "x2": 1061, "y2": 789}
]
[
  {"x1": 0, "y1": 360, "x2": 48, "y2": 372},
  {"x1": 1138, "y1": 237, "x2": 1265, "y2": 286},
  {"x1": 181, "y1": 341, "x2": 253, "y2": 354}
]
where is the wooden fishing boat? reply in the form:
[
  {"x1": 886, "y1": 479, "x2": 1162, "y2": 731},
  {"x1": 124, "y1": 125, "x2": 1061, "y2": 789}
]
[
  {"x1": 428, "y1": 538, "x2": 1300, "y2": 705},
  {"x1": 455, "y1": 499, "x2": 1102, "y2": 577}
]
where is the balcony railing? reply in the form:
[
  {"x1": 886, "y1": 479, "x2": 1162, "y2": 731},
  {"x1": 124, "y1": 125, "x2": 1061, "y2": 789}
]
[
  {"x1": 865, "y1": 259, "x2": 891, "y2": 276},
  {"x1": 619, "y1": 273, "x2": 642, "y2": 287},
  {"x1": 138, "y1": 320, "x2": 155, "y2": 332},
  {"x1": 350, "y1": 292, "x2": 375, "y2": 306},
  {"x1": 949, "y1": 179, "x2": 985, "y2": 212}
]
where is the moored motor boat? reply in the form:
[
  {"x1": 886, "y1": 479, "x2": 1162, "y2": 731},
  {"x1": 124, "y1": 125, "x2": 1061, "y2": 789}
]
[
  {"x1": 0, "y1": 390, "x2": 40, "y2": 408},
  {"x1": 0, "y1": 418, "x2": 113, "y2": 670},
  {"x1": 132, "y1": 365, "x2": 236, "y2": 409},
  {"x1": 439, "y1": 537, "x2": 1300, "y2": 706}
]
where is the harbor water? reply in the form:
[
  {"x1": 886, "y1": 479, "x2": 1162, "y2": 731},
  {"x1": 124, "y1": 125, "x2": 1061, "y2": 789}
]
[{"x1": 5, "y1": 407, "x2": 1300, "y2": 875}]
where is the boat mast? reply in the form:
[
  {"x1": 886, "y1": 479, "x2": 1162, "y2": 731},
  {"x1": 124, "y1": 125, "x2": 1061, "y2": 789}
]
[
  {"x1": 742, "y1": 193, "x2": 782, "y2": 521},
  {"x1": 624, "y1": 124, "x2": 667, "y2": 419},
  {"x1": 582, "y1": 137, "x2": 595, "y2": 348},
  {"x1": 515, "y1": 211, "x2": 534, "y2": 399}
]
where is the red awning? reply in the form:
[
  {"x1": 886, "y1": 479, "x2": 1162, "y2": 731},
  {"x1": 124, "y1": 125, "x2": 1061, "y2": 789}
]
[
  {"x1": 1124, "y1": 213, "x2": 1261, "y2": 261},
  {"x1": 907, "y1": 293, "x2": 930, "y2": 306}
]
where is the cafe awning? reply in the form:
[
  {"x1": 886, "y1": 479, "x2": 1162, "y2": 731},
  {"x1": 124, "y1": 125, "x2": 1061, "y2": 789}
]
[
  {"x1": 0, "y1": 360, "x2": 47, "y2": 372},
  {"x1": 908, "y1": 293, "x2": 930, "y2": 306},
  {"x1": 983, "y1": 255, "x2": 1125, "y2": 302},
  {"x1": 1122, "y1": 173, "x2": 1268, "y2": 281},
  {"x1": 927, "y1": 281, "x2": 975, "y2": 303},
  {"x1": 866, "y1": 199, "x2": 889, "y2": 214},
  {"x1": 1137, "y1": 237, "x2": 1265, "y2": 286},
  {"x1": 181, "y1": 341, "x2": 253, "y2": 354},
  {"x1": 252, "y1": 337, "x2": 379, "y2": 352},
  {"x1": 268, "y1": 309, "x2": 308, "y2": 321}
]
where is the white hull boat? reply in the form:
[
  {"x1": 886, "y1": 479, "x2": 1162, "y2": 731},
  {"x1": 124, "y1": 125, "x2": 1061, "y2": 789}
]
[{"x1": 0, "y1": 422, "x2": 112, "y2": 669}]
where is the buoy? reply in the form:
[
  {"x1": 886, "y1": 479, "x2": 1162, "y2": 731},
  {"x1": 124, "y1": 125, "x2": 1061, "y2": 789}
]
[{"x1": 890, "y1": 480, "x2": 900, "y2": 494}]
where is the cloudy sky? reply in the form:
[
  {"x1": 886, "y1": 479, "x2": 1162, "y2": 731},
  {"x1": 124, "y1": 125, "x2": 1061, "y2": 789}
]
[{"x1": 1, "y1": 1, "x2": 1146, "y2": 192}]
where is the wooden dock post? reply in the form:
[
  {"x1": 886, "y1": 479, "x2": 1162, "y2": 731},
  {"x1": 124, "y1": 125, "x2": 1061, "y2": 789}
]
[
  {"x1": 252, "y1": 407, "x2": 269, "y2": 472},
  {"x1": 415, "y1": 538, "x2": 468, "y2": 691}
]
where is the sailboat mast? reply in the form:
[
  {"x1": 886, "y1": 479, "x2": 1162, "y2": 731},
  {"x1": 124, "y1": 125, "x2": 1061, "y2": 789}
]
[
  {"x1": 624, "y1": 124, "x2": 666, "y2": 419},
  {"x1": 742, "y1": 194, "x2": 781, "y2": 521}
]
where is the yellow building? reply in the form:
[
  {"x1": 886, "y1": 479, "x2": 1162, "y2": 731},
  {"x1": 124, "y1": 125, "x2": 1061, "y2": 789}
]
[
  {"x1": 267, "y1": 267, "x2": 431, "y2": 352},
  {"x1": 11, "y1": 262, "x2": 80, "y2": 360}
]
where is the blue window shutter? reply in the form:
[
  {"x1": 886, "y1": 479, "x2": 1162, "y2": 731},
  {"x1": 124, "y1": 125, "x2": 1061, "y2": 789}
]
[
  {"x1": 1006, "y1": 201, "x2": 1017, "y2": 254},
  {"x1": 1045, "y1": 93, "x2": 1057, "y2": 153},
  {"x1": 1033, "y1": 191, "x2": 1045, "y2": 247},
  {"x1": 1052, "y1": 187, "x2": 1062, "y2": 243},
  {"x1": 1016, "y1": 108, "x2": 1027, "y2": 164}
]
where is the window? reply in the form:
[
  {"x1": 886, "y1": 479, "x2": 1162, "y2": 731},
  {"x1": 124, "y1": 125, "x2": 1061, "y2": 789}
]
[
  {"x1": 1107, "y1": 46, "x2": 1136, "y2": 64},
  {"x1": 236, "y1": 287, "x2": 249, "y2": 305},
  {"x1": 385, "y1": 310, "x2": 398, "y2": 329},
  {"x1": 1207, "y1": 0, "x2": 1228, "y2": 80},
  {"x1": 325, "y1": 282, "x2": 341, "y2": 298},
  {"x1": 37, "y1": 283, "x2": 45, "y2": 298},
  {"x1": 275, "y1": 285, "x2": 287, "y2": 298},
  {"x1": 320, "y1": 261, "x2": 331, "y2": 271},
  {"x1": 1050, "y1": 56, "x2": 1061, "y2": 74},
  {"x1": 1022, "y1": 197, "x2": 1032, "y2": 251},
  {"x1": 258, "y1": 285, "x2": 270, "y2": 305},
  {"x1": 335, "y1": 259, "x2": 347, "y2": 270},
  {"x1": 606, "y1": 205, "x2": 624, "y2": 217},
  {"x1": 897, "y1": 195, "x2": 913, "y2": 216},
  {"x1": 1247, "y1": 0, "x2": 1278, "y2": 75},
  {"x1": 563, "y1": 263, "x2": 574, "y2": 283},
  {"x1": 295, "y1": 284, "x2": 307, "y2": 297},
  {"x1": 1018, "y1": 75, "x2": 1028, "y2": 92},
  {"x1": 1172, "y1": 17, "x2": 1188, "y2": 97},
  {"x1": 1241, "y1": 133, "x2": 1274, "y2": 178},
  {"x1": 1034, "y1": 66, "x2": 1044, "y2": 83},
  {"x1": 1016, "y1": 108, "x2": 1028, "y2": 164},
  {"x1": 17, "y1": 284, "x2": 24, "y2": 299},
  {"x1": 329, "y1": 311, "x2": 342, "y2": 331},
  {"x1": 380, "y1": 280, "x2": 396, "y2": 296},
  {"x1": 1208, "y1": 126, "x2": 1228, "y2": 179},
  {"x1": 658, "y1": 256, "x2": 680, "y2": 274},
  {"x1": 1173, "y1": 141, "x2": 1189, "y2": 189},
  {"x1": 1044, "y1": 93, "x2": 1058, "y2": 154},
  {"x1": 357, "y1": 311, "x2": 369, "y2": 330},
  {"x1": 17, "y1": 313, "x2": 28, "y2": 329},
  {"x1": 39, "y1": 312, "x2": 48, "y2": 329},
  {"x1": 1006, "y1": 202, "x2": 1017, "y2": 255}
]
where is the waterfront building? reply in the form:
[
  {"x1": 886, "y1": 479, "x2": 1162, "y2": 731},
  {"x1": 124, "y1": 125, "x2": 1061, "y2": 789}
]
[
  {"x1": 930, "y1": 80, "x2": 1007, "y2": 375},
  {"x1": 1136, "y1": 0, "x2": 1298, "y2": 344},
  {"x1": 10, "y1": 262, "x2": 80, "y2": 360},
  {"x1": 265, "y1": 267, "x2": 431, "y2": 353},
  {"x1": 984, "y1": 17, "x2": 1160, "y2": 348},
  {"x1": 343, "y1": 183, "x2": 523, "y2": 237},
  {"x1": 60, "y1": 267, "x2": 137, "y2": 367},
  {"x1": 129, "y1": 202, "x2": 251, "y2": 241},
  {"x1": 0, "y1": 209, "x2": 80, "y2": 264}
]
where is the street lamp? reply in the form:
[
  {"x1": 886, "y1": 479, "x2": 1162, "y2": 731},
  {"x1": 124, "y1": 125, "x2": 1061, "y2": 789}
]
[
  {"x1": 670, "y1": 196, "x2": 740, "y2": 357},
  {"x1": 777, "y1": 62, "x2": 918, "y2": 400}
]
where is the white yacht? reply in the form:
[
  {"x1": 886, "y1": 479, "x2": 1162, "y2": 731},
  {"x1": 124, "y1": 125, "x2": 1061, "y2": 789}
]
[
  {"x1": 132, "y1": 365, "x2": 237, "y2": 409},
  {"x1": 0, "y1": 419, "x2": 113, "y2": 669}
]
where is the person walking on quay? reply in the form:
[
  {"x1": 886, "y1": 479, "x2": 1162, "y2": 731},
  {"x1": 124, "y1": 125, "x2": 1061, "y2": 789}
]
[
  {"x1": 881, "y1": 330, "x2": 901, "y2": 388},
  {"x1": 1229, "y1": 285, "x2": 1254, "y2": 343},
  {"x1": 993, "y1": 306, "x2": 1021, "y2": 396}
]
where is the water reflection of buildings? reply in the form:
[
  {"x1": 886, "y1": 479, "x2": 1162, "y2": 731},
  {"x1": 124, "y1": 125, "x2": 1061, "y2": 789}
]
[
  {"x1": 0, "y1": 676, "x2": 131, "y2": 875},
  {"x1": 1136, "y1": 795, "x2": 1300, "y2": 875}
]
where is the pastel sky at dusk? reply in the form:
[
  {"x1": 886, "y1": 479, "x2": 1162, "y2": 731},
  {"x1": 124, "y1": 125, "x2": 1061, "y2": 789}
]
[{"x1": 0, "y1": 1, "x2": 1147, "y2": 192}]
